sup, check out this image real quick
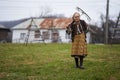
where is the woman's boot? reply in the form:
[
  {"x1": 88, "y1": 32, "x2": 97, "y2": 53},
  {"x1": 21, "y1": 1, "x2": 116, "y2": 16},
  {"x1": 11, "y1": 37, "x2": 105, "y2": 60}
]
[
  {"x1": 74, "y1": 58, "x2": 79, "y2": 68},
  {"x1": 79, "y1": 56, "x2": 85, "y2": 69}
]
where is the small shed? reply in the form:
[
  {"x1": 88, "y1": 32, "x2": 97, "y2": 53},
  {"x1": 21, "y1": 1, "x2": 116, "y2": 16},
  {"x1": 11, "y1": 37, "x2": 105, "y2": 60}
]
[{"x1": 0, "y1": 24, "x2": 11, "y2": 43}]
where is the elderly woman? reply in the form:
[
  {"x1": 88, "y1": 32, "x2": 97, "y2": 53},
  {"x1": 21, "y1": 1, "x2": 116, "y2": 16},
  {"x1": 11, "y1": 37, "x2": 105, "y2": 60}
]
[{"x1": 66, "y1": 12, "x2": 88, "y2": 69}]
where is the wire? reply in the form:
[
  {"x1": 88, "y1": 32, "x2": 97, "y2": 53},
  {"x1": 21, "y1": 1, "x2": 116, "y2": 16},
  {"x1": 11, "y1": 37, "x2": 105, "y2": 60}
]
[{"x1": 0, "y1": 0, "x2": 108, "y2": 4}]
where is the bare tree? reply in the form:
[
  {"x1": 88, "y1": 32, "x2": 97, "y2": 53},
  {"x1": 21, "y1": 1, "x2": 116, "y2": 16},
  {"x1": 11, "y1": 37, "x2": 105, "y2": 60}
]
[
  {"x1": 45, "y1": 13, "x2": 65, "y2": 18},
  {"x1": 39, "y1": 6, "x2": 52, "y2": 18},
  {"x1": 100, "y1": 13, "x2": 120, "y2": 44},
  {"x1": 38, "y1": 6, "x2": 66, "y2": 18}
]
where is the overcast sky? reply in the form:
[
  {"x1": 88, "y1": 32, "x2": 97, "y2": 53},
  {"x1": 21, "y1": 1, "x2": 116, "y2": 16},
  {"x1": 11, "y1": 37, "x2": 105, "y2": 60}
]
[{"x1": 0, "y1": 0, "x2": 120, "y2": 24}]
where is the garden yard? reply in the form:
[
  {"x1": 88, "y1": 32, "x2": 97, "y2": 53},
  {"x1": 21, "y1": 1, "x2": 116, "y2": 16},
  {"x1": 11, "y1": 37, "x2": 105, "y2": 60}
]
[{"x1": 0, "y1": 43, "x2": 120, "y2": 80}]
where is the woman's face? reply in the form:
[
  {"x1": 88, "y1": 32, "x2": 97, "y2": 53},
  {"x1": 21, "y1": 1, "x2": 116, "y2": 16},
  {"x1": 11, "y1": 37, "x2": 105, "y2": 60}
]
[{"x1": 73, "y1": 13, "x2": 80, "y2": 22}]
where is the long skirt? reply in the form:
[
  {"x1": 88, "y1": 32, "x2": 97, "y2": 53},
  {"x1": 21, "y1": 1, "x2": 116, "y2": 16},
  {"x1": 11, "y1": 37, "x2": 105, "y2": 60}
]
[{"x1": 71, "y1": 33, "x2": 87, "y2": 57}]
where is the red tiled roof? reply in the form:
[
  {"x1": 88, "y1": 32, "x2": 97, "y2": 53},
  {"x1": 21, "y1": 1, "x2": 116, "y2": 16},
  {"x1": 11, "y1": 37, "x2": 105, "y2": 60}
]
[{"x1": 40, "y1": 18, "x2": 72, "y2": 29}]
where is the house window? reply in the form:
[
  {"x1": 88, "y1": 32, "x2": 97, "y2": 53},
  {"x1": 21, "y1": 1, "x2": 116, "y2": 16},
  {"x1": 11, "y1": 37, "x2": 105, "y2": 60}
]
[
  {"x1": 42, "y1": 31, "x2": 49, "y2": 40},
  {"x1": 20, "y1": 33, "x2": 26, "y2": 39},
  {"x1": 34, "y1": 30, "x2": 40, "y2": 38},
  {"x1": 52, "y1": 32, "x2": 59, "y2": 42},
  {"x1": 65, "y1": 33, "x2": 71, "y2": 39}
]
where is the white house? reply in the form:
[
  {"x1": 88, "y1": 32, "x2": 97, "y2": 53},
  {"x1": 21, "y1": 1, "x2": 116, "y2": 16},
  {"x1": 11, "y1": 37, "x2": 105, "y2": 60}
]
[{"x1": 11, "y1": 18, "x2": 91, "y2": 43}]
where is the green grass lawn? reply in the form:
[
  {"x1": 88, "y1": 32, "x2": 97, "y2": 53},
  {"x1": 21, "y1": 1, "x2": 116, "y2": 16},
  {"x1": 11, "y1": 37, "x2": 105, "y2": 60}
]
[{"x1": 0, "y1": 43, "x2": 120, "y2": 80}]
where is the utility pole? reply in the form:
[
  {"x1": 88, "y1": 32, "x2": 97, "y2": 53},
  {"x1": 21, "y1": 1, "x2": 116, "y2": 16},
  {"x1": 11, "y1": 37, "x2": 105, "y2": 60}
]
[{"x1": 105, "y1": 0, "x2": 109, "y2": 44}]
